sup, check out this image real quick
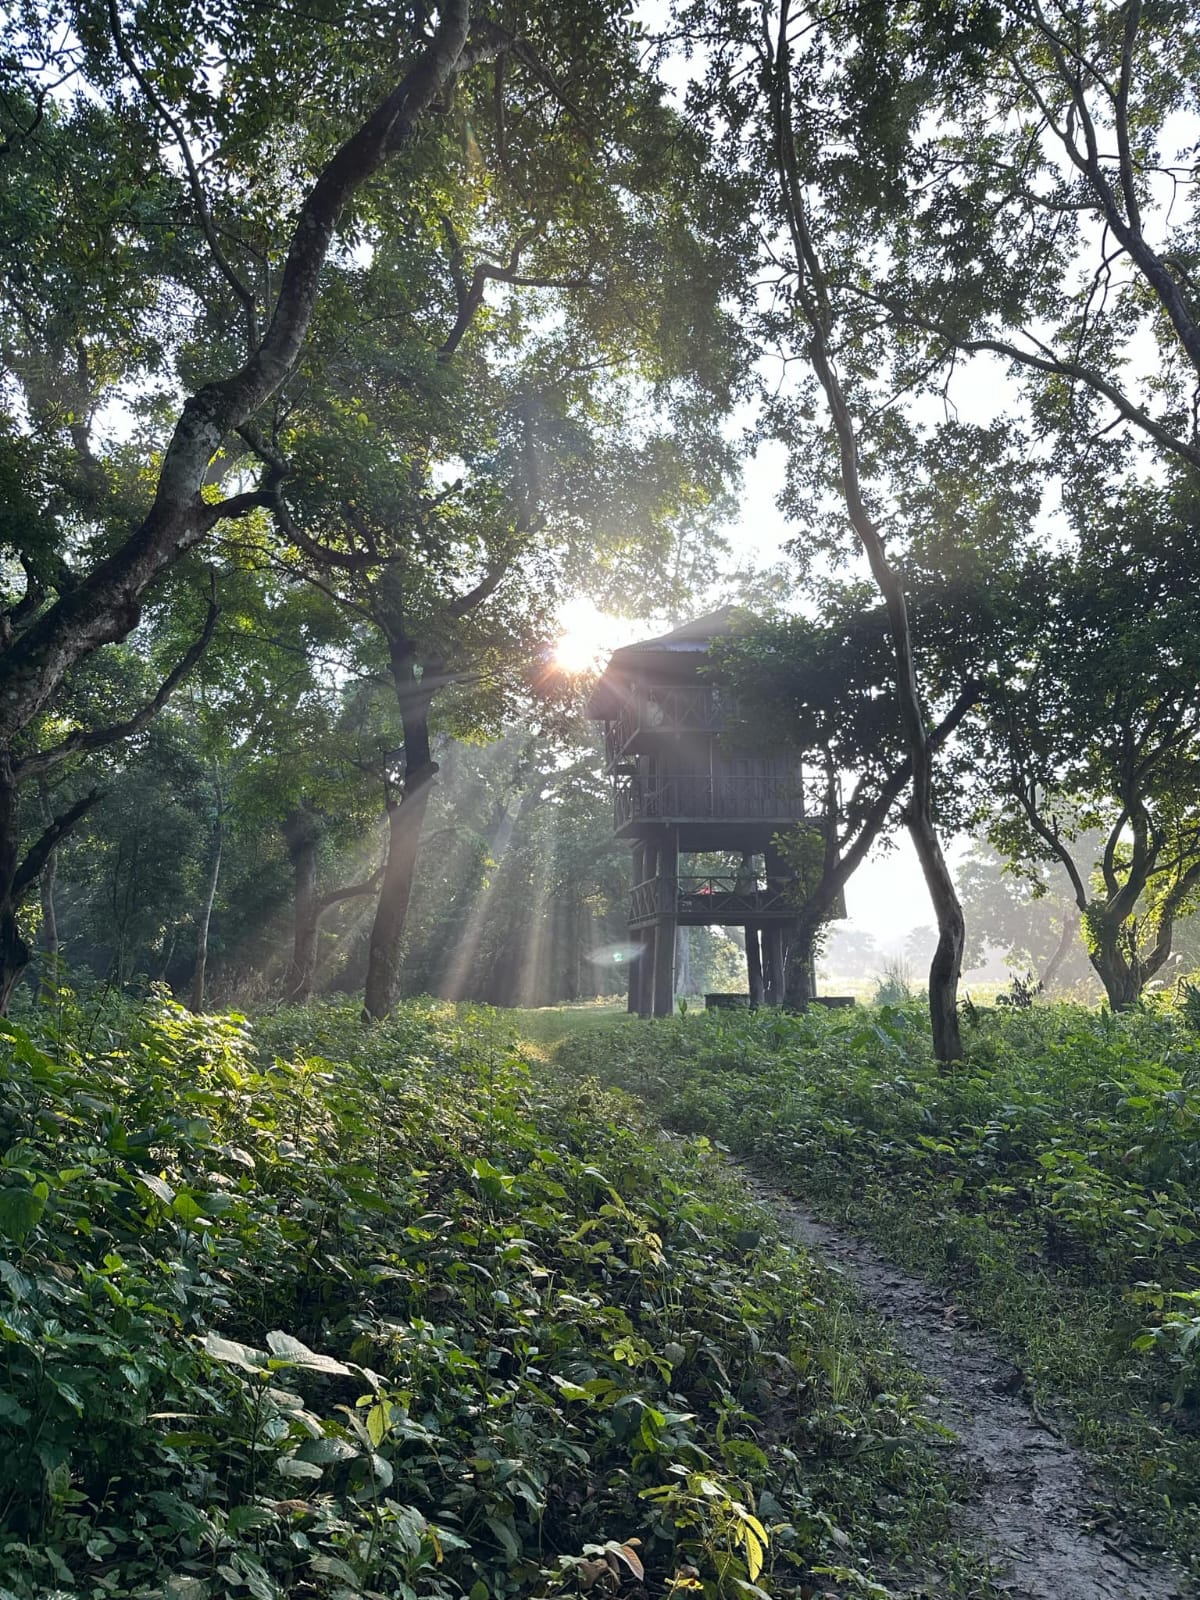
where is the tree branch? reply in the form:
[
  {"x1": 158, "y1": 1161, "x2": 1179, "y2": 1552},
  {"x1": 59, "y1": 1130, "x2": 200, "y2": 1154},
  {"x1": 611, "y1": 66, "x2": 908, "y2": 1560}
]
[
  {"x1": 14, "y1": 593, "x2": 219, "y2": 780},
  {"x1": 317, "y1": 863, "x2": 385, "y2": 911},
  {"x1": 447, "y1": 554, "x2": 511, "y2": 617},
  {"x1": 0, "y1": 0, "x2": 487, "y2": 745},
  {"x1": 13, "y1": 788, "x2": 102, "y2": 899},
  {"x1": 852, "y1": 287, "x2": 1200, "y2": 472},
  {"x1": 1014, "y1": 778, "x2": 1090, "y2": 910},
  {"x1": 106, "y1": 0, "x2": 260, "y2": 349}
]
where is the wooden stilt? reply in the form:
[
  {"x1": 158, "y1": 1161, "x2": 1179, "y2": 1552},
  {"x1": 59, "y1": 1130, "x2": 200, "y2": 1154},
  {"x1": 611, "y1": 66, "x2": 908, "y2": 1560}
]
[
  {"x1": 746, "y1": 924, "x2": 764, "y2": 1007},
  {"x1": 652, "y1": 827, "x2": 679, "y2": 1016},
  {"x1": 764, "y1": 924, "x2": 786, "y2": 1006},
  {"x1": 628, "y1": 840, "x2": 649, "y2": 1012}
]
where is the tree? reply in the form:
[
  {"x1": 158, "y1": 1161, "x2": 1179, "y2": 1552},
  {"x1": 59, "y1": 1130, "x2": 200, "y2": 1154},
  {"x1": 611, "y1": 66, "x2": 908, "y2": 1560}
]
[
  {"x1": 200, "y1": 578, "x2": 388, "y2": 1004},
  {"x1": 819, "y1": 926, "x2": 881, "y2": 981},
  {"x1": 243, "y1": 59, "x2": 742, "y2": 1016},
  {"x1": 714, "y1": 595, "x2": 980, "y2": 1015},
  {"x1": 358, "y1": 724, "x2": 631, "y2": 1008},
  {"x1": 677, "y1": 0, "x2": 1046, "y2": 1058},
  {"x1": 0, "y1": 0, "x2": 661, "y2": 1008},
  {"x1": 45, "y1": 712, "x2": 212, "y2": 988},
  {"x1": 864, "y1": 0, "x2": 1200, "y2": 479},
  {"x1": 979, "y1": 487, "x2": 1200, "y2": 1007},
  {"x1": 957, "y1": 837, "x2": 1093, "y2": 992}
]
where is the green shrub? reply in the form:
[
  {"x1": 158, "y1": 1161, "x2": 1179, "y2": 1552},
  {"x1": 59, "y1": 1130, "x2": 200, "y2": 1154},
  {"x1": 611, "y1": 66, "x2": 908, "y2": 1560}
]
[
  {"x1": 0, "y1": 993, "x2": 977, "y2": 1599},
  {"x1": 556, "y1": 1002, "x2": 1200, "y2": 1565}
]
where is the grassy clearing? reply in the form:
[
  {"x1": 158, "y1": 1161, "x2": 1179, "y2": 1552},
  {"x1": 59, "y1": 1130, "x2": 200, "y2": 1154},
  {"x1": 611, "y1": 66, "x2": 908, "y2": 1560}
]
[
  {"x1": 0, "y1": 992, "x2": 1000, "y2": 1600},
  {"x1": 554, "y1": 1002, "x2": 1200, "y2": 1573},
  {"x1": 506, "y1": 1001, "x2": 628, "y2": 1048}
]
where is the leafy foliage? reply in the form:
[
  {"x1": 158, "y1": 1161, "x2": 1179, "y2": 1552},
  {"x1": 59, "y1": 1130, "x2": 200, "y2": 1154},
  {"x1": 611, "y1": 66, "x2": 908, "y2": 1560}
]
[
  {"x1": 557, "y1": 1003, "x2": 1200, "y2": 1565},
  {"x1": 974, "y1": 492, "x2": 1200, "y2": 1008},
  {"x1": 0, "y1": 993, "x2": 986, "y2": 1598}
]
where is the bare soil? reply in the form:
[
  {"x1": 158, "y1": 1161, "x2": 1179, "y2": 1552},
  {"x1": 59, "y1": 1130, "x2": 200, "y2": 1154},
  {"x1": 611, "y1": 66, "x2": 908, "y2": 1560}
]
[{"x1": 737, "y1": 1166, "x2": 1194, "y2": 1600}]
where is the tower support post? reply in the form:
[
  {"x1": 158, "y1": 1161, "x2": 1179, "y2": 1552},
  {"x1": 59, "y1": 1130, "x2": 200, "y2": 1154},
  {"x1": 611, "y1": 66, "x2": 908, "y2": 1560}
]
[
  {"x1": 763, "y1": 924, "x2": 786, "y2": 1006},
  {"x1": 745, "y1": 924, "x2": 764, "y2": 1007},
  {"x1": 628, "y1": 840, "x2": 650, "y2": 1013},
  {"x1": 651, "y1": 826, "x2": 678, "y2": 1017}
]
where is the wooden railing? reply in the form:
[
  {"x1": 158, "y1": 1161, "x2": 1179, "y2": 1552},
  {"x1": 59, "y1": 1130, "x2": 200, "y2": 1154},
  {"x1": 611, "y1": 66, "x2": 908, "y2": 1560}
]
[
  {"x1": 614, "y1": 772, "x2": 821, "y2": 828},
  {"x1": 629, "y1": 875, "x2": 800, "y2": 925},
  {"x1": 606, "y1": 685, "x2": 734, "y2": 766}
]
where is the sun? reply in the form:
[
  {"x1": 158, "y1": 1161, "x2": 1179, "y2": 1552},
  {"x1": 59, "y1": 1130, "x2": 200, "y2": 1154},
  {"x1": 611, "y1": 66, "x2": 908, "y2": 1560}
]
[{"x1": 552, "y1": 598, "x2": 617, "y2": 675}]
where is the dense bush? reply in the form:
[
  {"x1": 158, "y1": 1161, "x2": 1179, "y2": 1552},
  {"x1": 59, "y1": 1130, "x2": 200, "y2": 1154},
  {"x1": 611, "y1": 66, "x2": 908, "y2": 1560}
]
[
  {"x1": 0, "y1": 993, "x2": 981, "y2": 1599},
  {"x1": 556, "y1": 1002, "x2": 1200, "y2": 1564}
]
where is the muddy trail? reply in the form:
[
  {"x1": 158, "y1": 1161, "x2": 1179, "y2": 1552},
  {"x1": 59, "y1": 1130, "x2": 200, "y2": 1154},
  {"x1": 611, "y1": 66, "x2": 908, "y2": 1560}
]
[{"x1": 736, "y1": 1166, "x2": 1193, "y2": 1600}]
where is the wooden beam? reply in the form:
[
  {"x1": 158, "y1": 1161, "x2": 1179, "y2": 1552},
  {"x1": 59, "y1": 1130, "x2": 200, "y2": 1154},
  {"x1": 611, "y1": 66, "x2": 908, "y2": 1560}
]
[
  {"x1": 745, "y1": 924, "x2": 764, "y2": 1008},
  {"x1": 628, "y1": 839, "x2": 647, "y2": 1013},
  {"x1": 652, "y1": 827, "x2": 678, "y2": 1016},
  {"x1": 764, "y1": 924, "x2": 786, "y2": 1006}
]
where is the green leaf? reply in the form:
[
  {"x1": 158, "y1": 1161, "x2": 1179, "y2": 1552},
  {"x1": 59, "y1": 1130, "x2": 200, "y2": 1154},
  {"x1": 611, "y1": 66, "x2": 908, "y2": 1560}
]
[
  {"x1": 0, "y1": 1018, "x2": 61, "y2": 1080},
  {"x1": 138, "y1": 1173, "x2": 176, "y2": 1206},
  {"x1": 228, "y1": 1504, "x2": 277, "y2": 1533},
  {"x1": 0, "y1": 1184, "x2": 47, "y2": 1243},
  {"x1": 0, "y1": 1261, "x2": 31, "y2": 1300},
  {"x1": 550, "y1": 1374, "x2": 592, "y2": 1401},
  {"x1": 365, "y1": 1400, "x2": 389, "y2": 1447},
  {"x1": 202, "y1": 1332, "x2": 266, "y2": 1372},
  {"x1": 486, "y1": 1514, "x2": 521, "y2": 1562},
  {"x1": 297, "y1": 1436, "x2": 359, "y2": 1465},
  {"x1": 265, "y1": 1330, "x2": 353, "y2": 1374}
]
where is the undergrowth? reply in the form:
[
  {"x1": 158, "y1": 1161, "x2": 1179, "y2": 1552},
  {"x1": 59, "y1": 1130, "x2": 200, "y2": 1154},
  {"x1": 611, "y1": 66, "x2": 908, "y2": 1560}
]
[
  {"x1": 555, "y1": 1001, "x2": 1200, "y2": 1571},
  {"x1": 0, "y1": 991, "x2": 995, "y2": 1600}
]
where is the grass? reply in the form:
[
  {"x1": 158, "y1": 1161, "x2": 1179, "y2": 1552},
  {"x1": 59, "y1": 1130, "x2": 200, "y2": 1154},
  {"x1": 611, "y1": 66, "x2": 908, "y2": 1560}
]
[
  {"x1": 0, "y1": 989, "x2": 1003, "y2": 1600},
  {"x1": 506, "y1": 999, "x2": 628, "y2": 1047},
  {"x1": 553, "y1": 1000, "x2": 1200, "y2": 1575}
]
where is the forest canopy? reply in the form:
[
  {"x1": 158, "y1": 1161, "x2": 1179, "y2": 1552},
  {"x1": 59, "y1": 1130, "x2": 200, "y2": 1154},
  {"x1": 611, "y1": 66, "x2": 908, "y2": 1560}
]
[{"x1": 0, "y1": 0, "x2": 1197, "y2": 1044}]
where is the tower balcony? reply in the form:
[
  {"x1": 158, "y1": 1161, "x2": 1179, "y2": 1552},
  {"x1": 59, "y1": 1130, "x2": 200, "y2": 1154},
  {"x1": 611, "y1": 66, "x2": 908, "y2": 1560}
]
[
  {"x1": 628, "y1": 874, "x2": 801, "y2": 928},
  {"x1": 613, "y1": 772, "x2": 826, "y2": 836},
  {"x1": 604, "y1": 685, "x2": 734, "y2": 769}
]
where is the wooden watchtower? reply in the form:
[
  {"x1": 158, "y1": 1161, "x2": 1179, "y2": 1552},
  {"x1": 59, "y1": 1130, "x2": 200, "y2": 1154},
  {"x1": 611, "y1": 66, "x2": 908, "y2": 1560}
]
[{"x1": 587, "y1": 608, "x2": 837, "y2": 1016}]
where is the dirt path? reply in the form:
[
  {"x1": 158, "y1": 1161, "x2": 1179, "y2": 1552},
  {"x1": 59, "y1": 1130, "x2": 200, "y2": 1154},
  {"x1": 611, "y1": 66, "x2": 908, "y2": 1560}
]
[{"x1": 737, "y1": 1168, "x2": 1193, "y2": 1600}]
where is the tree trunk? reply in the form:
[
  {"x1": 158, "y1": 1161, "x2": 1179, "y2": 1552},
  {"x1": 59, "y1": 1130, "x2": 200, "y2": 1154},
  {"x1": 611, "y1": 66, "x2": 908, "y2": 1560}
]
[
  {"x1": 908, "y1": 811, "x2": 964, "y2": 1060},
  {"x1": 189, "y1": 825, "x2": 223, "y2": 1013},
  {"x1": 34, "y1": 778, "x2": 59, "y2": 1002},
  {"x1": 362, "y1": 666, "x2": 437, "y2": 1021},
  {"x1": 38, "y1": 853, "x2": 58, "y2": 1002},
  {"x1": 783, "y1": 921, "x2": 819, "y2": 1008},
  {"x1": 1038, "y1": 906, "x2": 1079, "y2": 992},
  {"x1": 1089, "y1": 937, "x2": 1144, "y2": 1010},
  {"x1": 1088, "y1": 901, "x2": 1183, "y2": 1010},
  {"x1": 0, "y1": 760, "x2": 30, "y2": 1012},
  {"x1": 282, "y1": 806, "x2": 321, "y2": 1003},
  {"x1": 767, "y1": 15, "x2": 964, "y2": 1061}
]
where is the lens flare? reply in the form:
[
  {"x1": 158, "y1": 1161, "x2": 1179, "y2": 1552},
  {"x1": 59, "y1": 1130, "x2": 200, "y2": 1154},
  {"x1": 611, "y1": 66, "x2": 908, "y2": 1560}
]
[{"x1": 584, "y1": 941, "x2": 643, "y2": 967}]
